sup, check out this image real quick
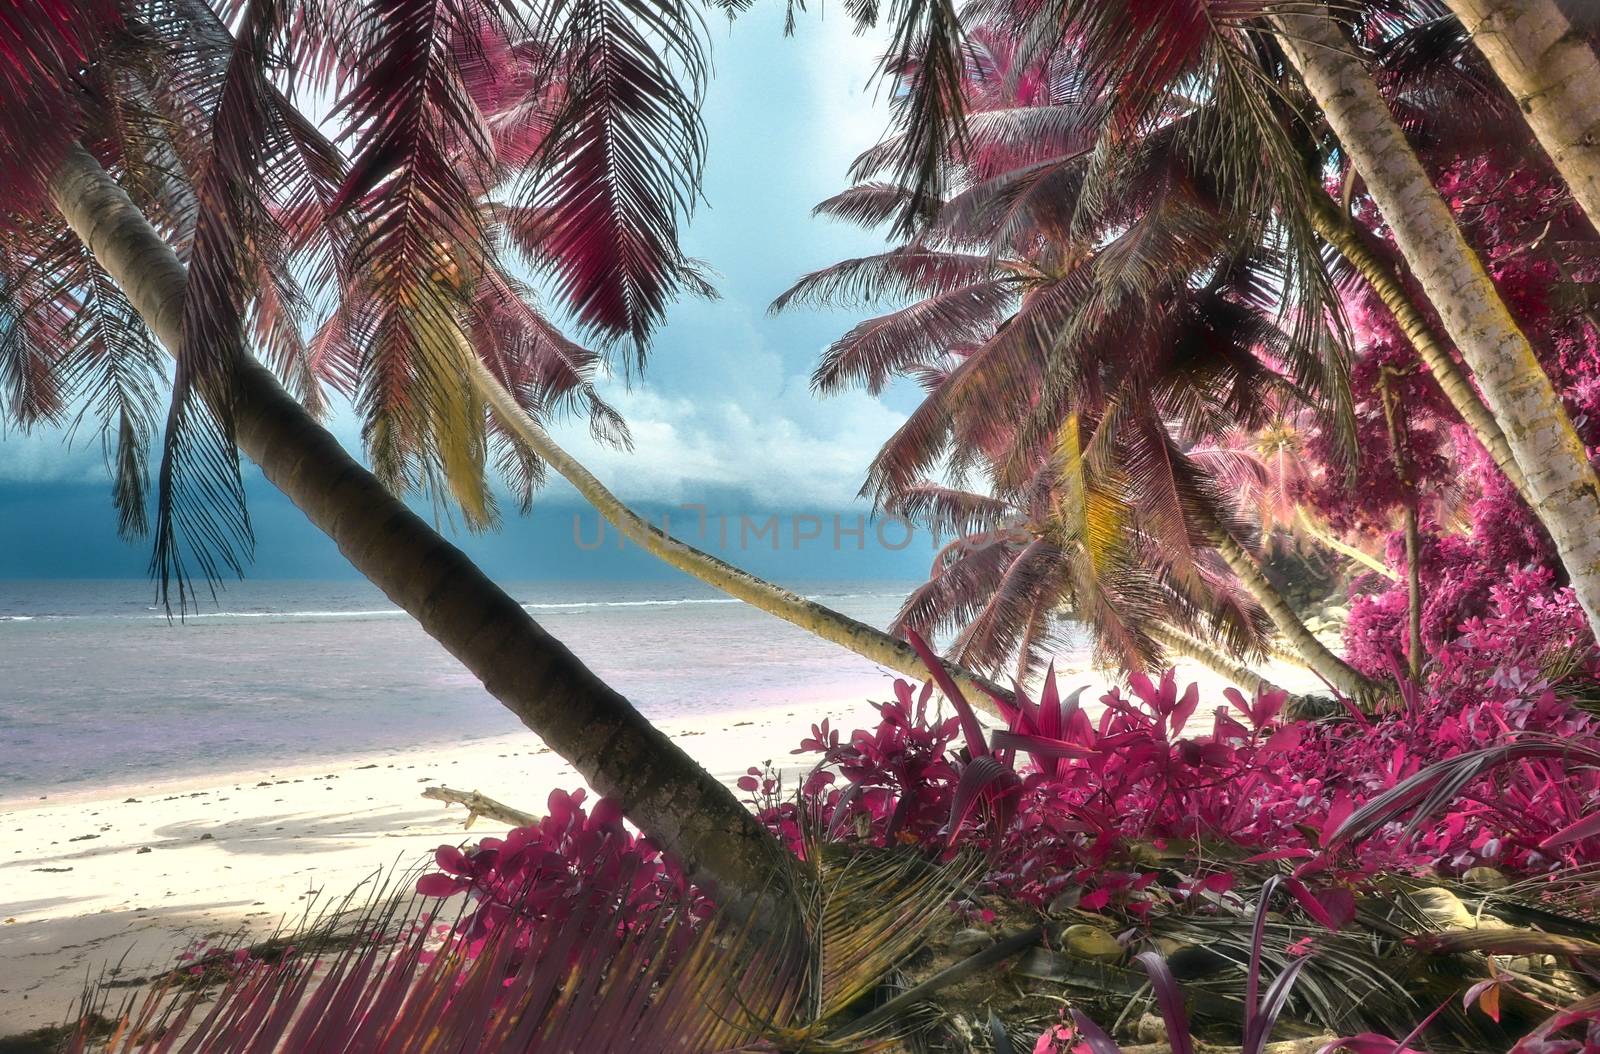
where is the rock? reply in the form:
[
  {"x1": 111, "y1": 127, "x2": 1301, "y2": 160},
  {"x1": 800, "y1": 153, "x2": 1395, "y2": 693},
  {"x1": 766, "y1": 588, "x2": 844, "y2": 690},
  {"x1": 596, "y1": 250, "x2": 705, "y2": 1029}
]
[
  {"x1": 1061, "y1": 924, "x2": 1123, "y2": 962},
  {"x1": 1046, "y1": 888, "x2": 1081, "y2": 914},
  {"x1": 1410, "y1": 887, "x2": 1471, "y2": 929},
  {"x1": 1410, "y1": 886, "x2": 1508, "y2": 931},
  {"x1": 136, "y1": 846, "x2": 152, "y2": 854},
  {"x1": 947, "y1": 929, "x2": 992, "y2": 957},
  {"x1": 198, "y1": 833, "x2": 214, "y2": 841},
  {"x1": 1462, "y1": 866, "x2": 1510, "y2": 890}
]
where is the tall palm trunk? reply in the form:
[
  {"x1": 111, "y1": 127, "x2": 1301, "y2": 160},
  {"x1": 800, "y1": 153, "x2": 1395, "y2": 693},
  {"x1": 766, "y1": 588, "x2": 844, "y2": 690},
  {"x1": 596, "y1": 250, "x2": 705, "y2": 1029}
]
[
  {"x1": 467, "y1": 356, "x2": 1014, "y2": 714},
  {"x1": 48, "y1": 144, "x2": 785, "y2": 903},
  {"x1": 1305, "y1": 192, "x2": 1531, "y2": 503},
  {"x1": 1275, "y1": 7, "x2": 1600, "y2": 644},
  {"x1": 1445, "y1": 0, "x2": 1600, "y2": 234},
  {"x1": 1201, "y1": 509, "x2": 1383, "y2": 702}
]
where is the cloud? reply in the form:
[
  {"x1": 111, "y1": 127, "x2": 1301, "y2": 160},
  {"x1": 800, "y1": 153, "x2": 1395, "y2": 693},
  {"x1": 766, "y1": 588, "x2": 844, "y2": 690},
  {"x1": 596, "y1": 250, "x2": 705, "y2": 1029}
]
[
  {"x1": 0, "y1": 425, "x2": 109, "y2": 485},
  {"x1": 546, "y1": 301, "x2": 903, "y2": 508}
]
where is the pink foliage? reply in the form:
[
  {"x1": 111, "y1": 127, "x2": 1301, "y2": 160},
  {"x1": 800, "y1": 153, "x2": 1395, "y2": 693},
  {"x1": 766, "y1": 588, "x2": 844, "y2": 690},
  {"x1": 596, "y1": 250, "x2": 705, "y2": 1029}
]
[
  {"x1": 761, "y1": 645, "x2": 1600, "y2": 918},
  {"x1": 415, "y1": 787, "x2": 707, "y2": 958}
]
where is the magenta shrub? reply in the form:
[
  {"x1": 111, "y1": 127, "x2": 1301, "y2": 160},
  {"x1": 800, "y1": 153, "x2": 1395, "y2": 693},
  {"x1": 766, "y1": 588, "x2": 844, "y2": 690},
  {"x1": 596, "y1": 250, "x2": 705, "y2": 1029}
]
[
  {"x1": 416, "y1": 787, "x2": 706, "y2": 958},
  {"x1": 417, "y1": 639, "x2": 1600, "y2": 947},
  {"x1": 760, "y1": 646, "x2": 1600, "y2": 916}
]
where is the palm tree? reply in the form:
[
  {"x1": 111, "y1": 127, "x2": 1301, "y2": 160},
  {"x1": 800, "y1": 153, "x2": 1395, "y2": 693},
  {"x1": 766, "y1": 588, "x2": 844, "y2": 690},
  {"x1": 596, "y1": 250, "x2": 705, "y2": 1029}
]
[
  {"x1": 886, "y1": 426, "x2": 1286, "y2": 695},
  {"x1": 279, "y1": 14, "x2": 1015, "y2": 711},
  {"x1": 1191, "y1": 401, "x2": 1395, "y2": 581},
  {"x1": 1304, "y1": 189, "x2": 1531, "y2": 505},
  {"x1": 863, "y1": 0, "x2": 1600, "y2": 640},
  {"x1": 780, "y1": 32, "x2": 1381, "y2": 699},
  {"x1": 3, "y1": 0, "x2": 786, "y2": 902},
  {"x1": 1271, "y1": 5, "x2": 1600, "y2": 641},
  {"x1": 1440, "y1": 0, "x2": 1600, "y2": 234},
  {"x1": 467, "y1": 356, "x2": 1014, "y2": 707}
]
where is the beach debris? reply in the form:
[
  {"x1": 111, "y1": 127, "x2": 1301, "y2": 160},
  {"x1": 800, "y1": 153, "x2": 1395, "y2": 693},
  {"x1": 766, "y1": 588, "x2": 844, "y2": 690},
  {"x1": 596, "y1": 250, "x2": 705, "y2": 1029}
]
[{"x1": 422, "y1": 785, "x2": 539, "y2": 829}]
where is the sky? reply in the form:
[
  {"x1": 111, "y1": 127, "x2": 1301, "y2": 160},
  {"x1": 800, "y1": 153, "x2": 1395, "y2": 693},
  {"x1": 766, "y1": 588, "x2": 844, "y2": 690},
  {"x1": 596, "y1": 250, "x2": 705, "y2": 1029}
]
[{"x1": 0, "y1": 8, "x2": 939, "y2": 583}]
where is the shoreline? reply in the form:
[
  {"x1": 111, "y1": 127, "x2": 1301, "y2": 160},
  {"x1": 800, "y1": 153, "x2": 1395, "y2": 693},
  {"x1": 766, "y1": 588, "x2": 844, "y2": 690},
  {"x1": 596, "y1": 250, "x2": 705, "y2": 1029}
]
[
  {"x1": 0, "y1": 657, "x2": 1323, "y2": 1033},
  {"x1": 0, "y1": 698, "x2": 884, "y2": 1032}
]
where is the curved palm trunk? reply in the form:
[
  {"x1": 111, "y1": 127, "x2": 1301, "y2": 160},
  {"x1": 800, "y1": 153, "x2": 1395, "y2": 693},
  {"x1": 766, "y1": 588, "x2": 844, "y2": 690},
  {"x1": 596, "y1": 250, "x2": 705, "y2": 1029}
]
[
  {"x1": 1305, "y1": 192, "x2": 1532, "y2": 502},
  {"x1": 48, "y1": 144, "x2": 785, "y2": 904},
  {"x1": 1295, "y1": 510, "x2": 1396, "y2": 581},
  {"x1": 468, "y1": 356, "x2": 1013, "y2": 715},
  {"x1": 1202, "y1": 512, "x2": 1382, "y2": 702},
  {"x1": 1276, "y1": 8, "x2": 1600, "y2": 644},
  {"x1": 1145, "y1": 622, "x2": 1289, "y2": 700},
  {"x1": 1445, "y1": 0, "x2": 1600, "y2": 234}
]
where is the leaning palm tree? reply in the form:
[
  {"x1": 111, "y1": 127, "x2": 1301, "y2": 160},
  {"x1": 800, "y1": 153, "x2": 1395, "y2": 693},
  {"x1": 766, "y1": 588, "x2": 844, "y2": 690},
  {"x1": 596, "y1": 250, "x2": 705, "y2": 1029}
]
[
  {"x1": 301, "y1": 18, "x2": 1013, "y2": 708},
  {"x1": 1272, "y1": 5, "x2": 1600, "y2": 640},
  {"x1": 2, "y1": 0, "x2": 786, "y2": 901}
]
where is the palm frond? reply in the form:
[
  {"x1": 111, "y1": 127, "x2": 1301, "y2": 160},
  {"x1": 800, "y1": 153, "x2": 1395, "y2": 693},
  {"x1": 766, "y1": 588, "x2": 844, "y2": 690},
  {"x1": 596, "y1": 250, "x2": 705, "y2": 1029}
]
[
  {"x1": 863, "y1": 0, "x2": 972, "y2": 235},
  {"x1": 812, "y1": 181, "x2": 917, "y2": 230},
  {"x1": 772, "y1": 247, "x2": 998, "y2": 314},
  {"x1": 0, "y1": 0, "x2": 120, "y2": 219},
  {"x1": 152, "y1": 0, "x2": 311, "y2": 610},
  {"x1": 509, "y1": 0, "x2": 709, "y2": 359},
  {"x1": 812, "y1": 278, "x2": 1016, "y2": 395},
  {"x1": 330, "y1": 0, "x2": 518, "y2": 526}
]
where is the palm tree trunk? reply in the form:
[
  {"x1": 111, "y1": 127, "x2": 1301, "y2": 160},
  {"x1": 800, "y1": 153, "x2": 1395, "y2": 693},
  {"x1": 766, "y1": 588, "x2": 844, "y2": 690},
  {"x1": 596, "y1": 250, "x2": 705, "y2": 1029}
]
[
  {"x1": 1145, "y1": 622, "x2": 1289, "y2": 700},
  {"x1": 1295, "y1": 509, "x2": 1396, "y2": 581},
  {"x1": 1380, "y1": 377, "x2": 1426, "y2": 685},
  {"x1": 467, "y1": 355, "x2": 1015, "y2": 714},
  {"x1": 1275, "y1": 7, "x2": 1600, "y2": 644},
  {"x1": 1401, "y1": 504, "x2": 1423, "y2": 682},
  {"x1": 1305, "y1": 192, "x2": 1531, "y2": 503},
  {"x1": 1445, "y1": 0, "x2": 1600, "y2": 234},
  {"x1": 1202, "y1": 512, "x2": 1382, "y2": 703},
  {"x1": 47, "y1": 143, "x2": 786, "y2": 904}
]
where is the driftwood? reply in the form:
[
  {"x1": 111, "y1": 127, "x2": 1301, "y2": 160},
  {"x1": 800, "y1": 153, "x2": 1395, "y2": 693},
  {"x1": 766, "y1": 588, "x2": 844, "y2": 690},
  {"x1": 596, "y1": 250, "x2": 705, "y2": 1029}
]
[{"x1": 421, "y1": 785, "x2": 538, "y2": 829}]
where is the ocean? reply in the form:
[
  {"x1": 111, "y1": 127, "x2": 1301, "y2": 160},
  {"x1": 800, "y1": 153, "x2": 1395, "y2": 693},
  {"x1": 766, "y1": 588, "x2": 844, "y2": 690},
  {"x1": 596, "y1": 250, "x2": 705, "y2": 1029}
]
[{"x1": 0, "y1": 578, "x2": 1048, "y2": 797}]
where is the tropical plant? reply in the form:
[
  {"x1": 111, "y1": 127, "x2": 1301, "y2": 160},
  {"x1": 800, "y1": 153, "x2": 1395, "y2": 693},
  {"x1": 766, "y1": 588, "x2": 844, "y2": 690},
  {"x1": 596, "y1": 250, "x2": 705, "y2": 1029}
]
[
  {"x1": 0, "y1": 0, "x2": 788, "y2": 901},
  {"x1": 65, "y1": 808, "x2": 973, "y2": 1052}
]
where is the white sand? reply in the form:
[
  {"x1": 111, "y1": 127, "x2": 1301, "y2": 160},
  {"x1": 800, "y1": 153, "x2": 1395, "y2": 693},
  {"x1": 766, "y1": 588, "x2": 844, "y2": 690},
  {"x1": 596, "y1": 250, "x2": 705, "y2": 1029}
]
[{"x1": 0, "y1": 657, "x2": 1323, "y2": 1032}]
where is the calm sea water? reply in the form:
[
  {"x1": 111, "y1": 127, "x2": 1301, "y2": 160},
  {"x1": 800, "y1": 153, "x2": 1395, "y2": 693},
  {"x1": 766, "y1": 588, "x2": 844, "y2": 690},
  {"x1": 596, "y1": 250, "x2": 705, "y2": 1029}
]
[{"x1": 0, "y1": 578, "x2": 1053, "y2": 797}]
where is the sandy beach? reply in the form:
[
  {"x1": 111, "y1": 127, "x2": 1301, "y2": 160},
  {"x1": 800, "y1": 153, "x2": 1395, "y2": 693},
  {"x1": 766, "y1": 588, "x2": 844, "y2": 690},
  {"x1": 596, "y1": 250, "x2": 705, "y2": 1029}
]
[{"x1": 0, "y1": 657, "x2": 1322, "y2": 1034}]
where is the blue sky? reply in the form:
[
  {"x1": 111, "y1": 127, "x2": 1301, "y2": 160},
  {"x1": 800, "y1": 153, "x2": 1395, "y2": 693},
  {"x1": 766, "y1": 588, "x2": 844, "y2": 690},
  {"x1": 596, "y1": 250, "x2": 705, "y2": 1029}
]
[{"x1": 0, "y1": 8, "x2": 936, "y2": 582}]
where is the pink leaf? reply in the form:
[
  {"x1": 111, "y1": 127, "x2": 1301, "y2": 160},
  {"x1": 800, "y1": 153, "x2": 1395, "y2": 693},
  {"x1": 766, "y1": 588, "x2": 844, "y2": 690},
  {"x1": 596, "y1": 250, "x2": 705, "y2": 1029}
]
[
  {"x1": 1540, "y1": 810, "x2": 1600, "y2": 850},
  {"x1": 416, "y1": 873, "x2": 469, "y2": 898}
]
